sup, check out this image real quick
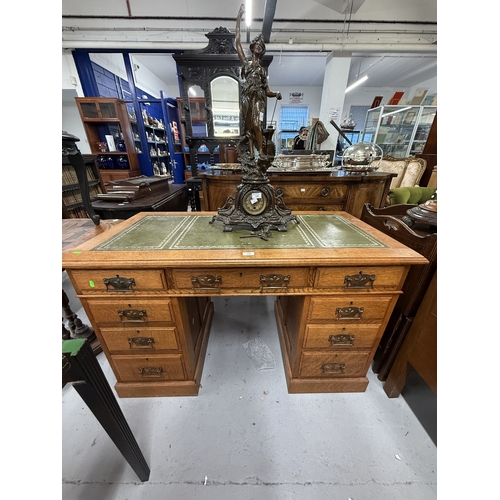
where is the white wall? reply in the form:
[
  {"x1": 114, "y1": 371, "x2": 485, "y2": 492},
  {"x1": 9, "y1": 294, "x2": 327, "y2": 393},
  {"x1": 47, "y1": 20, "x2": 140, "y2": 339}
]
[
  {"x1": 343, "y1": 76, "x2": 437, "y2": 124},
  {"x1": 268, "y1": 86, "x2": 323, "y2": 125},
  {"x1": 62, "y1": 52, "x2": 91, "y2": 153}
]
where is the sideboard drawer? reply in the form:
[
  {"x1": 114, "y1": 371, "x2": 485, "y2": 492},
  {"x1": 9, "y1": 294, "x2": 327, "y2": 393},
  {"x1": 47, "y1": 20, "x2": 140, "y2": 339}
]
[
  {"x1": 275, "y1": 183, "x2": 348, "y2": 201},
  {"x1": 100, "y1": 326, "x2": 179, "y2": 352},
  {"x1": 304, "y1": 324, "x2": 381, "y2": 349},
  {"x1": 300, "y1": 351, "x2": 370, "y2": 378},
  {"x1": 112, "y1": 354, "x2": 186, "y2": 381},
  {"x1": 86, "y1": 298, "x2": 174, "y2": 324},
  {"x1": 315, "y1": 266, "x2": 406, "y2": 291},
  {"x1": 70, "y1": 269, "x2": 166, "y2": 294},
  {"x1": 172, "y1": 267, "x2": 310, "y2": 291},
  {"x1": 308, "y1": 296, "x2": 393, "y2": 321}
]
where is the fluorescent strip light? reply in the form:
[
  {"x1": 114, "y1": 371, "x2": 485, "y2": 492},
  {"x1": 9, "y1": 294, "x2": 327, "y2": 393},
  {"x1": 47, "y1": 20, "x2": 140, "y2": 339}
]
[
  {"x1": 381, "y1": 106, "x2": 412, "y2": 117},
  {"x1": 245, "y1": 0, "x2": 252, "y2": 28},
  {"x1": 345, "y1": 75, "x2": 368, "y2": 93}
]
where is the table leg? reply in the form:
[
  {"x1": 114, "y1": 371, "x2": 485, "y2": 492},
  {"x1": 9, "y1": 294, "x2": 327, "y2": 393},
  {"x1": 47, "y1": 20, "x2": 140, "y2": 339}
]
[
  {"x1": 63, "y1": 339, "x2": 150, "y2": 482},
  {"x1": 62, "y1": 289, "x2": 95, "y2": 341}
]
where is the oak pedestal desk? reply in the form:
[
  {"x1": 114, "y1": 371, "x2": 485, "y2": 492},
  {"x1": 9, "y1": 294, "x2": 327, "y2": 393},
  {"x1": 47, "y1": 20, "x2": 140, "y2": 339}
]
[{"x1": 61, "y1": 212, "x2": 427, "y2": 398}]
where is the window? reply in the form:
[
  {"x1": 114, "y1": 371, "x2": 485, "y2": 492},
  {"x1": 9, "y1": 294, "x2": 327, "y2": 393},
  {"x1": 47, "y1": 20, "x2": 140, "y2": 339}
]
[{"x1": 279, "y1": 105, "x2": 309, "y2": 132}]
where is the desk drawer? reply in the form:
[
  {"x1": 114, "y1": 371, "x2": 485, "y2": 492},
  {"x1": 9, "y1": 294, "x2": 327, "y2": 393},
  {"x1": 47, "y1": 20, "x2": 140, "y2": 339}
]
[
  {"x1": 308, "y1": 296, "x2": 393, "y2": 322},
  {"x1": 112, "y1": 354, "x2": 186, "y2": 381},
  {"x1": 100, "y1": 326, "x2": 179, "y2": 352},
  {"x1": 304, "y1": 324, "x2": 381, "y2": 349},
  {"x1": 70, "y1": 269, "x2": 166, "y2": 294},
  {"x1": 315, "y1": 266, "x2": 406, "y2": 291},
  {"x1": 300, "y1": 351, "x2": 369, "y2": 378},
  {"x1": 172, "y1": 267, "x2": 309, "y2": 291},
  {"x1": 86, "y1": 298, "x2": 174, "y2": 324}
]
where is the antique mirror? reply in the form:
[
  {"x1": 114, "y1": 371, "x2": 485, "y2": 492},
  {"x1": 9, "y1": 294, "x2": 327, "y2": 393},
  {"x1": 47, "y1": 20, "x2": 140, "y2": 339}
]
[
  {"x1": 174, "y1": 26, "x2": 271, "y2": 176},
  {"x1": 211, "y1": 76, "x2": 240, "y2": 137}
]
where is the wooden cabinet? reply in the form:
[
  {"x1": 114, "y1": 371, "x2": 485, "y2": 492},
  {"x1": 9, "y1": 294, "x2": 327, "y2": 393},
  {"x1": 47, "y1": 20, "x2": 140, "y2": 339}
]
[
  {"x1": 383, "y1": 271, "x2": 437, "y2": 398},
  {"x1": 360, "y1": 203, "x2": 437, "y2": 381},
  {"x1": 62, "y1": 211, "x2": 427, "y2": 398},
  {"x1": 198, "y1": 171, "x2": 396, "y2": 219},
  {"x1": 62, "y1": 154, "x2": 105, "y2": 219},
  {"x1": 75, "y1": 97, "x2": 141, "y2": 184}
]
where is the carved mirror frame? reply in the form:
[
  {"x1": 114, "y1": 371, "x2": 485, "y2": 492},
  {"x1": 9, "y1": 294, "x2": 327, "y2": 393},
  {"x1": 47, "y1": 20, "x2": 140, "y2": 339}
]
[{"x1": 174, "y1": 26, "x2": 272, "y2": 176}]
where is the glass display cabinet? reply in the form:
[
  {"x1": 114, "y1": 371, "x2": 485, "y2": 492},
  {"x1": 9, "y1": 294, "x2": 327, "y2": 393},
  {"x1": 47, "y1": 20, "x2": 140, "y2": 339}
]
[
  {"x1": 361, "y1": 105, "x2": 437, "y2": 158},
  {"x1": 410, "y1": 106, "x2": 437, "y2": 155}
]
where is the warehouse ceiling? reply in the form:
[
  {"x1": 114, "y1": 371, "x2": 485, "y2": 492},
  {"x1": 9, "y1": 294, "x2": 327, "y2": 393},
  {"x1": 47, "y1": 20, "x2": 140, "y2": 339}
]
[{"x1": 62, "y1": 0, "x2": 437, "y2": 89}]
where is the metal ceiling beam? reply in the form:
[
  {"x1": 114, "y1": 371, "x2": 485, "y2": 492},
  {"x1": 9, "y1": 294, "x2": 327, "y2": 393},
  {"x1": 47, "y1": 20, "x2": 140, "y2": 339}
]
[{"x1": 262, "y1": 0, "x2": 278, "y2": 43}]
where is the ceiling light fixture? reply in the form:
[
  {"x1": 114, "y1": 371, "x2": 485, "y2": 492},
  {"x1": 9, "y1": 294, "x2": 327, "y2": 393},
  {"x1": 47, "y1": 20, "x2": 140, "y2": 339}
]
[
  {"x1": 345, "y1": 75, "x2": 368, "y2": 93},
  {"x1": 245, "y1": 0, "x2": 252, "y2": 28}
]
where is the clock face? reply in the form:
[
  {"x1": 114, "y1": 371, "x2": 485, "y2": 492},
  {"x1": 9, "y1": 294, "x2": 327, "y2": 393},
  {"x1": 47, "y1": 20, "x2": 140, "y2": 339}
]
[{"x1": 242, "y1": 189, "x2": 268, "y2": 216}]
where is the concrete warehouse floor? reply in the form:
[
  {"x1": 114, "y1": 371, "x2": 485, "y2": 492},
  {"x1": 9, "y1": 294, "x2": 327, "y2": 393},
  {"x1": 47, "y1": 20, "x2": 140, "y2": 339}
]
[{"x1": 62, "y1": 272, "x2": 437, "y2": 499}]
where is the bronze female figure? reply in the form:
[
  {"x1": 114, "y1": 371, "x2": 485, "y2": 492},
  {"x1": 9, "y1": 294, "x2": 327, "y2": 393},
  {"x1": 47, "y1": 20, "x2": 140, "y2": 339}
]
[{"x1": 235, "y1": 3, "x2": 282, "y2": 158}]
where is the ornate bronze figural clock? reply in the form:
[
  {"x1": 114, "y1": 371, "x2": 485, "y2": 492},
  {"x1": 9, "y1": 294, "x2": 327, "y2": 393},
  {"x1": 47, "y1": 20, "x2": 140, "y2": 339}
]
[
  {"x1": 212, "y1": 147, "x2": 297, "y2": 231},
  {"x1": 210, "y1": 4, "x2": 297, "y2": 232}
]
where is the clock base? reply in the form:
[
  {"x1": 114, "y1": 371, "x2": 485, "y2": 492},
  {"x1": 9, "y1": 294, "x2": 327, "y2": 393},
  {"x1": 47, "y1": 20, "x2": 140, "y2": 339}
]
[{"x1": 210, "y1": 154, "x2": 298, "y2": 232}]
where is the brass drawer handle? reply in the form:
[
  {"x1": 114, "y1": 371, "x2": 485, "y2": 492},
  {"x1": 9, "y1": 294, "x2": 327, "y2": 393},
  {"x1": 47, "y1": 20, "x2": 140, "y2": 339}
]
[
  {"x1": 344, "y1": 271, "x2": 376, "y2": 289},
  {"x1": 260, "y1": 274, "x2": 290, "y2": 291},
  {"x1": 329, "y1": 334, "x2": 355, "y2": 346},
  {"x1": 118, "y1": 309, "x2": 147, "y2": 322},
  {"x1": 322, "y1": 363, "x2": 345, "y2": 374},
  {"x1": 138, "y1": 367, "x2": 163, "y2": 378},
  {"x1": 128, "y1": 337, "x2": 155, "y2": 349},
  {"x1": 320, "y1": 187, "x2": 330, "y2": 197},
  {"x1": 104, "y1": 274, "x2": 135, "y2": 292},
  {"x1": 191, "y1": 274, "x2": 222, "y2": 291},
  {"x1": 336, "y1": 306, "x2": 364, "y2": 320}
]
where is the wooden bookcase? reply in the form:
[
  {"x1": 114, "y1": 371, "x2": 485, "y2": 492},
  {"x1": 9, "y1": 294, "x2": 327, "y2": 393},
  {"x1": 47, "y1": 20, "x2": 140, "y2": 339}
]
[
  {"x1": 75, "y1": 97, "x2": 141, "y2": 184},
  {"x1": 62, "y1": 154, "x2": 105, "y2": 219}
]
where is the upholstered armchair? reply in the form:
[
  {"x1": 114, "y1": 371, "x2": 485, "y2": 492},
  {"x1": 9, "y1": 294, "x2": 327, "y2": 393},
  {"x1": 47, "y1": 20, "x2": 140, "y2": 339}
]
[{"x1": 374, "y1": 155, "x2": 427, "y2": 190}]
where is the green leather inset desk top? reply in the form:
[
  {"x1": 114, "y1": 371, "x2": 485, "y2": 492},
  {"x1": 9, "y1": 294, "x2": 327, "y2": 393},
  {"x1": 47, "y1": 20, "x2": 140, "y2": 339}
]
[{"x1": 91, "y1": 214, "x2": 386, "y2": 251}]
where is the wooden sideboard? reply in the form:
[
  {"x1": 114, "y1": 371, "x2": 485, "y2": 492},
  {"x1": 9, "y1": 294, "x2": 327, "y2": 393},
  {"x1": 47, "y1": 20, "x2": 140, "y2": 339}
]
[
  {"x1": 62, "y1": 211, "x2": 427, "y2": 398},
  {"x1": 198, "y1": 171, "x2": 396, "y2": 219}
]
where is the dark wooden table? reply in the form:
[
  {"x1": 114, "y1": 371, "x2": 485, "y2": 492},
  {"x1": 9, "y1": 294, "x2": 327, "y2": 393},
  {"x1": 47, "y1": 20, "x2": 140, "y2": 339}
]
[
  {"x1": 92, "y1": 183, "x2": 189, "y2": 219},
  {"x1": 63, "y1": 338, "x2": 150, "y2": 481}
]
